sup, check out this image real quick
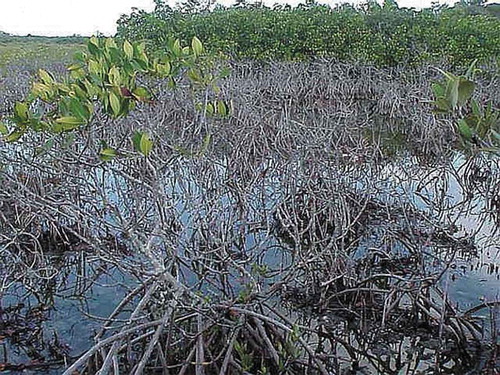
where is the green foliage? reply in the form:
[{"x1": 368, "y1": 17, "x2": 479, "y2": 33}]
[
  {"x1": 432, "y1": 61, "x2": 500, "y2": 151},
  {"x1": 0, "y1": 122, "x2": 8, "y2": 135},
  {"x1": 431, "y1": 72, "x2": 475, "y2": 113},
  {"x1": 1, "y1": 36, "x2": 229, "y2": 158},
  {"x1": 234, "y1": 340, "x2": 254, "y2": 371},
  {"x1": 99, "y1": 147, "x2": 118, "y2": 161},
  {"x1": 132, "y1": 131, "x2": 154, "y2": 157},
  {"x1": 116, "y1": 0, "x2": 500, "y2": 66},
  {"x1": 0, "y1": 38, "x2": 83, "y2": 69}
]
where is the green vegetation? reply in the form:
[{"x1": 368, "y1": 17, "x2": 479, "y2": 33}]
[
  {"x1": 116, "y1": 0, "x2": 500, "y2": 66},
  {"x1": 0, "y1": 32, "x2": 86, "y2": 44},
  {"x1": 0, "y1": 36, "x2": 228, "y2": 158},
  {"x1": 431, "y1": 61, "x2": 500, "y2": 151},
  {"x1": 1, "y1": 4, "x2": 500, "y2": 373},
  {"x1": 0, "y1": 35, "x2": 84, "y2": 69}
]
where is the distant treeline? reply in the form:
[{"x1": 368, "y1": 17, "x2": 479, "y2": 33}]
[
  {"x1": 116, "y1": 0, "x2": 500, "y2": 66},
  {"x1": 0, "y1": 32, "x2": 86, "y2": 45}
]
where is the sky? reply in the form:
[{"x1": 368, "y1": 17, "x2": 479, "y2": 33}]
[{"x1": 0, "y1": 0, "x2": 489, "y2": 37}]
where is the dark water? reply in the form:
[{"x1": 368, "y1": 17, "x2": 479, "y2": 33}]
[
  {"x1": 381, "y1": 155, "x2": 499, "y2": 306},
  {"x1": 0, "y1": 152, "x2": 499, "y2": 374}
]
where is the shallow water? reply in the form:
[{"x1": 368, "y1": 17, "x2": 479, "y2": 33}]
[{"x1": 1, "y1": 149, "x2": 499, "y2": 373}]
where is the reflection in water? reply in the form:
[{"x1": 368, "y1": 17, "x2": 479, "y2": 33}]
[
  {"x1": 1, "y1": 60, "x2": 499, "y2": 374},
  {"x1": 1, "y1": 151, "x2": 498, "y2": 374},
  {"x1": 0, "y1": 250, "x2": 135, "y2": 373}
]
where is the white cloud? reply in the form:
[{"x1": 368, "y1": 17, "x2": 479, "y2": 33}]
[{"x1": 0, "y1": 0, "x2": 155, "y2": 36}]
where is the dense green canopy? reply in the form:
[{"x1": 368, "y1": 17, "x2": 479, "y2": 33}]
[{"x1": 116, "y1": 0, "x2": 500, "y2": 66}]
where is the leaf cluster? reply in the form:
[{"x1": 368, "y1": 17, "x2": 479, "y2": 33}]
[
  {"x1": 0, "y1": 36, "x2": 230, "y2": 159},
  {"x1": 431, "y1": 61, "x2": 500, "y2": 150}
]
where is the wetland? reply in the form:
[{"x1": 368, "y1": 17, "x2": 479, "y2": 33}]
[{"x1": 0, "y1": 57, "x2": 499, "y2": 374}]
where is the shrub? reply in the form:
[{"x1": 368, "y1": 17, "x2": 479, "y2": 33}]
[{"x1": 116, "y1": 0, "x2": 500, "y2": 67}]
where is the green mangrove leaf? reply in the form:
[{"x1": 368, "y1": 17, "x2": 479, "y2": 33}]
[
  {"x1": 217, "y1": 100, "x2": 228, "y2": 116},
  {"x1": 139, "y1": 133, "x2": 153, "y2": 156},
  {"x1": 132, "y1": 131, "x2": 153, "y2": 156},
  {"x1": 32, "y1": 83, "x2": 51, "y2": 99},
  {"x1": 87, "y1": 39, "x2": 100, "y2": 57},
  {"x1": 155, "y1": 62, "x2": 171, "y2": 76},
  {"x1": 188, "y1": 69, "x2": 202, "y2": 83},
  {"x1": 471, "y1": 99, "x2": 481, "y2": 117},
  {"x1": 446, "y1": 77, "x2": 459, "y2": 110},
  {"x1": 73, "y1": 51, "x2": 87, "y2": 64},
  {"x1": 206, "y1": 102, "x2": 214, "y2": 116},
  {"x1": 124, "y1": 40, "x2": 134, "y2": 59},
  {"x1": 0, "y1": 122, "x2": 8, "y2": 135},
  {"x1": 132, "y1": 87, "x2": 150, "y2": 101},
  {"x1": 14, "y1": 102, "x2": 29, "y2": 123},
  {"x1": 192, "y1": 36, "x2": 203, "y2": 56},
  {"x1": 87, "y1": 41, "x2": 100, "y2": 57},
  {"x1": 99, "y1": 147, "x2": 117, "y2": 161},
  {"x1": 38, "y1": 69, "x2": 54, "y2": 85},
  {"x1": 458, "y1": 119, "x2": 474, "y2": 141},
  {"x1": 137, "y1": 41, "x2": 146, "y2": 53},
  {"x1": 465, "y1": 59, "x2": 478, "y2": 79},
  {"x1": 433, "y1": 98, "x2": 451, "y2": 114},
  {"x1": 137, "y1": 50, "x2": 149, "y2": 66},
  {"x1": 83, "y1": 79, "x2": 99, "y2": 97},
  {"x1": 29, "y1": 119, "x2": 48, "y2": 132},
  {"x1": 70, "y1": 67, "x2": 85, "y2": 80},
  {"x1": 109, "y1": 91, "x2": 121, "y2": 117},
  {"x1": 67, "y1": 63, "x2": 83, "y2": 71},
  {"x1": 88, "y1": 59, "x2": 101, "y2": 76},
  {"x1": 71, "y1": 84, "x2": 87, "y2": 99},
  {"x1": 440, "y1": 70, "x2": 457, "y2": 83},
  {"x1": 69, "y1": 98, "x2": 90, "y2": 121},
  {"x1": 464, "y1": 114, "x2": 480, "y2": 129},
  {"x1": 172, "y1": 39, "x2": 182, "y2": 56},
  {"x1": 431, "y1": 83, "x2": 445, "y2": 98},
  {"x1": 105, "y1": 38, "x2": 117, "y2": 49},
  {"x1": 131, "y1": 58, "x2": 148, "y2": 73},
  {"x1": 198, "y1": 133, "x2": 211, "y2": 156},
  {"x1": 109, "y1": 66, "x2": 121, "y2": 86},
  {"x1": 54, "y1": 116, "x2": 84, "y2": 132},
  {"x1": 57, "y1": 83, "x2": 72, "y2": 94},
  {"x1": 457, "y1": 78, "x2": 475, "y2": 107}
]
